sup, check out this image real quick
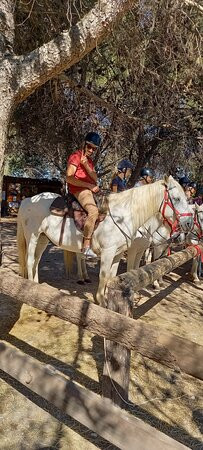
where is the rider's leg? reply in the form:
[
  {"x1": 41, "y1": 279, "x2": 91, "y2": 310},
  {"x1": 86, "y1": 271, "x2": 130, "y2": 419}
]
[{"x1": 74, "y1": 189, "x2": 99, "y2": 253}]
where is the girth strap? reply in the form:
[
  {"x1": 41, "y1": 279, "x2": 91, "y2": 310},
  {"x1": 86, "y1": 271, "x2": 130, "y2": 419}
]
[{"x1": 59, "y1": 213, "x2": 68, "y2": 246}]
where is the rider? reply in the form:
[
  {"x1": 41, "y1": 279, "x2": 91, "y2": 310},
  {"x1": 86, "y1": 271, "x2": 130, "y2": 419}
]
[
  {"x1": 66, "y1": 131, "x2": 101, "y2": 259},
  {"x1": 111, "y1": 159, "x2": 134, "y2": 193},
  {"x1": 134, "y1": 167, "x2": 154, "y2": 187}
]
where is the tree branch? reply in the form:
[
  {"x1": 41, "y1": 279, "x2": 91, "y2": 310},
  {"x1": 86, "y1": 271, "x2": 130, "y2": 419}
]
[
  {"x1": 13, "y1": 0, "x2": 135, "y2": 105},
  {"x1": 183, "y1": 0, "x2": 203, "y2": 13},
  {"x1": 59, "y1": 74, "x2": 141, "y2": 126}
]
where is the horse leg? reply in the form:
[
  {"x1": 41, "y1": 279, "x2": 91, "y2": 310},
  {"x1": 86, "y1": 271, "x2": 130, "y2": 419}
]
[
  {"x1": 27, "y1": 234, "x2": 39, "y2": 281},
  {"x1": 75, "y1": 253, "x2": 91, "y2": 284},
  {"x1": 152, "y1": 244, "x2": 168, "y2": 289},
  {"x1": 74, "y1": 253, "x2": 85, "y2": 284},
  {"x1": 145, "y1": 247, "x2": 153, "y2": 264},
  {"x1": 33, "y1": 234, "x2": 49, "y2": 283},
  {"x1": 190, "y1": 257, "x2": 200, "y2": 283},
  {"x1": 127, "y1": 238, "x2": 149, "y2": 271},
  {"x1": 96, "y1": 247, "x2": 117, "y2": 307},
  {"x1": 81, "y1": 257, "x2": 91, "y2": 283},
  {"x1": 127, "y1": 245, "x2": 137, "y2": 271},
  {"x1": 17, "y1": 214, "x2": 28, "y2": 278}
]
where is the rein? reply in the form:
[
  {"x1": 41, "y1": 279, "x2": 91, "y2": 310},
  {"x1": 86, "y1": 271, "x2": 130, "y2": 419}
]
[{"x1": 108, "y1": 208, "x2": 132, "y2": 246}]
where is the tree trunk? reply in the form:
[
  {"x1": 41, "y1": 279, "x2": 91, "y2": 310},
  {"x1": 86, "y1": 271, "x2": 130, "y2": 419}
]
[
  {"x1": 0, "y1": 61, "x2": 15, "y2": 194},
  {"x1": 0, "y1": 0, "x2": 15, "y2": 195}
]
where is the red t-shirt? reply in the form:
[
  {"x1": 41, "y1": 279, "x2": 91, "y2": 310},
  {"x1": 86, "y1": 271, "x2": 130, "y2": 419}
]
[{"x1": 67, "y1": 149, "x2": 95, "y2": 194}]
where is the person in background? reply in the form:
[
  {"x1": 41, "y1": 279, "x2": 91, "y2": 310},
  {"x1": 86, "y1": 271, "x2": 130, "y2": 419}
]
[
  {"x1": 134, "y1": 167, "x2": 154, "y2": 187},
  {"x1": 111, "y1": 159, "x2": 134, "y2": 193},
  {"x1": 66, "y1": 131, "x2": 101, "y2": 259},
  {"x1": 179, "y1": 176, "x2": 191, "y2": 190},
  {"x1": 192, "y1": 185, "x2": 203, "y2": 206},
  {"x1": 179, "y1": 176, "x2": 193, "y2": 203},
  {"x1": 189, "y1": 181, "x2": 197, "y2": 198}
]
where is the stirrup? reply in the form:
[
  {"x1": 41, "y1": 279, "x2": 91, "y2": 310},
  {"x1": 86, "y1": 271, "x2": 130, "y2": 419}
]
[{"x1": 82, "y1": 247, "x2": 98, "y2": 260}]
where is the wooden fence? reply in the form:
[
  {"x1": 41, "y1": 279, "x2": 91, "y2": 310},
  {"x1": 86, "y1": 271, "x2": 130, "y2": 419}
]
[{"x1": 0, "y1": 244, "x2": 202, "y2": 449}]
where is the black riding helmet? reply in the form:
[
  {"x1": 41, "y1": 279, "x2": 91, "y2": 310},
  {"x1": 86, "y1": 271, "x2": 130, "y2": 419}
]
[
  {"x1": 85, "y1": 132, "x2": 101, "y2": 147},
  {"x1": 179, "y1": 176, "x2": 191, "y2": 187},
  {"x1": 140, "y1": 167, "x2": 154, "y2": 178},
  {"x1": 117, "y1": 159, "x2": 134, "y2": 172}
]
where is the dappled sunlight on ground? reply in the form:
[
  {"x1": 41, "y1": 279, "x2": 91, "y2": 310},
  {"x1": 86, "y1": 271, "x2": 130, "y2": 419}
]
[{"x1": 0, "y1": 218, "x2": 203, "y2": 449}]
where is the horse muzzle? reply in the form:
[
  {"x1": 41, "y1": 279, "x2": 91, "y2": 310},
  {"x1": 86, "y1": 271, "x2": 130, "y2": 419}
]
[{"x1": 179, "y1": 215, "x2": 194, "y2": 232}]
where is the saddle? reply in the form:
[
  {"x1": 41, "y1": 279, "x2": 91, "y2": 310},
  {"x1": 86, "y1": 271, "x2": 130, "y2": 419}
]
[{"x1": 50, "y1": 193, "x2": 108, "y2": 245}]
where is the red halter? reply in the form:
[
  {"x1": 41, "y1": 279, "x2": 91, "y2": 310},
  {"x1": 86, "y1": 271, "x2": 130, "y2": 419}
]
[{"x1": 160, "y1": 188, "x2": 193, "y2": 237}]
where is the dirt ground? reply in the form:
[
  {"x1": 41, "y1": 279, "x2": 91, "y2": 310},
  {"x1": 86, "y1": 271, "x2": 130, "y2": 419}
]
[{"x1": 0, "y1": 217, "x2": 203, "y2": 450}]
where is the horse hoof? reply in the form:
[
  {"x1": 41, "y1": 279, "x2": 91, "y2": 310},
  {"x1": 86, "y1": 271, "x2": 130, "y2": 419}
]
[
  {"x1": 85, "y1": 278, "x2": 92, "y2": 283},
  {"x1": 77, "y1": 279, "x2": 85, "y2": 285},
  {"x1": 192, "y1": 278, "x2": 200, "y2": 284}
]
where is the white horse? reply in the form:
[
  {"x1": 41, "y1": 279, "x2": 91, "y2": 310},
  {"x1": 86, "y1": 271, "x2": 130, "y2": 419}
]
[
  {"x1": 70, "y1": 205, "x2": 203, "y2": 286},
  {"x1": 17, "y1": 176, "x2": 193, "y2": 305},
  {"x1": 144, "y1": 203, "x2": 203, "y2": 286},
  {"x1": 66, "y1": 212, "x2": 166, "y2": 282}
]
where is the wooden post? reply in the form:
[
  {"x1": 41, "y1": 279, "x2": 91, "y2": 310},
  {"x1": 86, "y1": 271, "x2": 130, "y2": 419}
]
[{"x1": 102, "y1": 285, "x2": 134, "y2": 407}]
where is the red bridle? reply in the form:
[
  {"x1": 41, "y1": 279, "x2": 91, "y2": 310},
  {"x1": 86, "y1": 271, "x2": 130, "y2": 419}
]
[{"x1": 160, "y1": 188, "x2": 193, "y2": 237}]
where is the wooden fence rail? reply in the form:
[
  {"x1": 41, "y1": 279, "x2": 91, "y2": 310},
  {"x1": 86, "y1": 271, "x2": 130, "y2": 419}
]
[
  {"x1": 0, "y1": 341, "x2": 188, "y2": 450},
  {"x1": 0, "y1": 264, "x2": 202, "y2": 381},
  {"x1": 0, "y1": 244, "x2": 202, "y2": 449},
  {"x1": 103, "y1": 244, "x2": 203, "y2": 404}
]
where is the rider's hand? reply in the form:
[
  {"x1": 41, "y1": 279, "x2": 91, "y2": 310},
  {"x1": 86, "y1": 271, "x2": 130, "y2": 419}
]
[
  {"x1": 90, "y1": 185, "x2": 100, "y2": 193},
  {"x1": 80, "y1": 154, "x2": 89, "y2": 168}
]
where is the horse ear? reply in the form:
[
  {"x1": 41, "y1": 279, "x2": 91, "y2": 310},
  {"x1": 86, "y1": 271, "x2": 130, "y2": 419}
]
[{"x1": 163, "y1": 174, "x2": 170, "y2": 185}]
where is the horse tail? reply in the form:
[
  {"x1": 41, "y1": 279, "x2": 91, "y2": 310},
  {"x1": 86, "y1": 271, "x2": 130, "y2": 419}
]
[
  {"x1": 17, "y1": 212, "x2": 28, "y2": 278},
  {"x1": 63, "y1": 250, "x2": 74, "y2": 277}
]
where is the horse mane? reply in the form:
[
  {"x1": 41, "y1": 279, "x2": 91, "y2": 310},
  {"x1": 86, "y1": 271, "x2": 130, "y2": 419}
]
[{"x1": 108, "y1": 179, "x2": 165, "y2": 225}]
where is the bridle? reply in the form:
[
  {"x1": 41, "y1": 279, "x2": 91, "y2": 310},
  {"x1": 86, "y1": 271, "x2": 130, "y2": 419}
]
[
  {"x1": 108, "y1": 184, "x2": 193, "y2": 248},
  {"x1": 159, "y1": 186, "x2": 193, "y2": 237}
]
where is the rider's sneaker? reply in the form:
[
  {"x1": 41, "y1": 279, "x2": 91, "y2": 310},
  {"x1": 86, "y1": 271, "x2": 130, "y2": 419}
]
[{"x1": 82, "y1": 247, "x2": 98, "y2": 260}]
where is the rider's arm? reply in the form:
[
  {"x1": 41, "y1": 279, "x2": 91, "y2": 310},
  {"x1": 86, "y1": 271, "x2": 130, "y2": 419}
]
[
  {"x1": 111, "y1": 177, "x2": 118, "y2": 193},
  {"x1": 112, "y1": 184, "x2": 118, "y2": 193},
  {"x1": 83, "y1": 165, "x2": 97, "y2": 183},
  {"x1": 66, "y1": 164, "x2": 95, "y2": 190}
]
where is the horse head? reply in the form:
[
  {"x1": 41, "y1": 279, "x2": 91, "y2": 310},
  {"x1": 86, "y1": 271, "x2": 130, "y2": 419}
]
[{"x1": 161, "y1": 175, "x2": 193, "y2": 233}]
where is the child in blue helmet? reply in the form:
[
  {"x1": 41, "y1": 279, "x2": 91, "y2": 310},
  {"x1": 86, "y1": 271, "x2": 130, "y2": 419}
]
[{"x1": 111, "y1": 159, "x2": 134, "y2": 193}]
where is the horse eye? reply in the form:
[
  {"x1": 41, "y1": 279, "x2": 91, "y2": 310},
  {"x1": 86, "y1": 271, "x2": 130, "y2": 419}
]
[{"x1": 175, "y1": 197, "x2": 181, "y2": 202}]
